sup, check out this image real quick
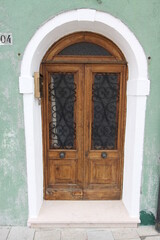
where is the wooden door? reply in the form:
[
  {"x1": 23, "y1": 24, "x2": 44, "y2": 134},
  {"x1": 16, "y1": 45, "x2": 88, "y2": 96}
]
[
  {"x1": 84, "y1": 64, "x2": 126, "y2": 200},
  {"x1": 42, "y1": 64, "x2": 84, "y2": 200},
  {"x1": 42, "y1": 63, "x2": 126, "y2": 200}
]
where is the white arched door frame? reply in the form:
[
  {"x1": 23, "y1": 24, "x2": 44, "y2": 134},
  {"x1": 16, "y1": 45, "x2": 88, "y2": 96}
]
[{"x1": 19, "y1": 9, "x2": 150, "y2": 220}]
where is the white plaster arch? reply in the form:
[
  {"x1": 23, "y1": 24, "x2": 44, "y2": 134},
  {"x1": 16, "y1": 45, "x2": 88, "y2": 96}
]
[{"x1": 19, "y1": 9, "x2": 150, "y2": 220}]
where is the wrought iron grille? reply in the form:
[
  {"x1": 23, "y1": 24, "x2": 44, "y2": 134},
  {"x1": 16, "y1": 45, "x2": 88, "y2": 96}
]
[
  {"x1": 58, "y1": 42, "x2": 111, "y2": 56},
  {"x1": 92, "y1": 73, "x2": 120, "y2": 150},
  {"x1": 49, "y1": 73, "x2": 76, "y2": 149}
]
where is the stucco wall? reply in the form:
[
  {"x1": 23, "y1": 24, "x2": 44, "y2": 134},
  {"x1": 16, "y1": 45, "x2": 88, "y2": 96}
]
[{"x1": 0, "y1": 0, "x2": 160, "y2": 225}]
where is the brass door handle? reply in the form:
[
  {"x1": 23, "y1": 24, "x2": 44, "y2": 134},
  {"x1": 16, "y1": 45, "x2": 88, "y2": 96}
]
[{"x1": 59, "y1": 152, "x2": 65, "y2": 159}]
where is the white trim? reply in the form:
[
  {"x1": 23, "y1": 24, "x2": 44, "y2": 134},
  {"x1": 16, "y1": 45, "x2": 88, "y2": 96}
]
[
  {"x1": 19, "y1": 77, "x2": 34, "y2": 93},
  {"x1": 19, "y1": 9, "x2": 150, "y2": 220},
  {"x1": 127, "y1": 79, "x2": 150, "y2": 96}
]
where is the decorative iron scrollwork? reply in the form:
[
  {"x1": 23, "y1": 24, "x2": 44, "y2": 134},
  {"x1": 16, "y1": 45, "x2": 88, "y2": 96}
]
[
  {"x1": 58, "y1": 42, "x2": 111, "y2": 56},
  {"x1": 92, "y1": 73, "x2": 120, "y2": 150},
  {"x1": 49, "y1": 73, "x2": 76, "y2": 149}
]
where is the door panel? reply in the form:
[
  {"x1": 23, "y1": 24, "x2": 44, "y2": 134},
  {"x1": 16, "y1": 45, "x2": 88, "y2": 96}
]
[
  {"x1": 89, "y1": 158, "x2": 118, "y2": 184},
  {"x1": 84, "y1": 64, "x2": 126, "y2": 200},
  {"x1": 42, "y1": 63, "x2": 126, "y2": 200},
  {"x1": 48, "y1": 159, "x2": 77, "y2": 184},
  {"x1": 42, "y1": 64, "x2": 84, "y2": 200}
]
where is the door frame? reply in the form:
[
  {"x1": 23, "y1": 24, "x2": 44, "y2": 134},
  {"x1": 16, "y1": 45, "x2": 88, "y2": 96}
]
[
  {"x1": 41, "y1": 33, "x2": 127, "y2": 201},
  {"x1": 19, "y1": 9, "x2": 150, "y2": 220}
]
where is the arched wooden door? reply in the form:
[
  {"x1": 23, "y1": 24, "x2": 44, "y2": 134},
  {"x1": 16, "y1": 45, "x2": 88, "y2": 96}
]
[{"x1": 41, "y1": 32, "x2": 127, "y2": 200}]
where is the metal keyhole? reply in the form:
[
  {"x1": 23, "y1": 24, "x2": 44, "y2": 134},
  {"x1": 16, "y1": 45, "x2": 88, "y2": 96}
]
[
  {"x1": 101, "y1": 152, "x2": 107, "y2": 158},
  {"x1": 59, "y1": 152, "x2": 65, "y2": 159}
]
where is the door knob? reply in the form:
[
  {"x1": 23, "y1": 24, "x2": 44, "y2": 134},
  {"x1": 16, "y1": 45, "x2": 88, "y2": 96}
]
[
  {"x1": 59, "y1": 152, "x2": 65, "y2": 159},
  {"x1": 101, "y1": 152, "x2": 107, "y2": 158}
]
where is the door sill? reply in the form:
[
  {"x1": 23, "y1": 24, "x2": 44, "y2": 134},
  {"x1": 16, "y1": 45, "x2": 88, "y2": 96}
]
[{"x1": 28, "y1": 200, "x2": 140, "y2": 228}]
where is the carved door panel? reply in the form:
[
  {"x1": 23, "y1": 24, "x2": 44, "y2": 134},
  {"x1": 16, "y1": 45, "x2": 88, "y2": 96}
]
[{"x1": 42, "y1": 63, "x2": 126, "y2": 200}]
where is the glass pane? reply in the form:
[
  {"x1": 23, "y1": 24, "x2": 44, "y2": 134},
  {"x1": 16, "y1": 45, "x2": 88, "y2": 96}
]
[
  {"x1": 92, "y1": 73, "x2": 120, "y2": 150},
  {"x1": 48, "y1": 73, "x2": 76, "y2": 149},
  {"x1": 58, "y1": 42, "x2": 111, "y2": 56}
]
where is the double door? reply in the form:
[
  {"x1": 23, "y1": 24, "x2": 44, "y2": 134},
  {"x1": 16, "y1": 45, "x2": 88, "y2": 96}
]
[{"x1": 42, "y1": 63, "x2": 126, "y2": 200}]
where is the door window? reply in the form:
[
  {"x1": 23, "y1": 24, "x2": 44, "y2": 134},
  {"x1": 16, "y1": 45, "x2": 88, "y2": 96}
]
[
  {"x1": 49, "y1": 72, "x2": 76, "y2": 149},
  {"x1": 92, "y1": 73, "x2": 120, "y2": 150}
]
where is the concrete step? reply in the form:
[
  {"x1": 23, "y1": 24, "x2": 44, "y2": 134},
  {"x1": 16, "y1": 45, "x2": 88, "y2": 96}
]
[{"x1": 28, "y1": 200, "x2": 139, "y2": 228}]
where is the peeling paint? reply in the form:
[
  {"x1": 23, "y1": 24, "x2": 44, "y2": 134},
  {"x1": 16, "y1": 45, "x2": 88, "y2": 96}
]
[{"x1": 1, "y1": 130, "x2": 16, "y2": 150}]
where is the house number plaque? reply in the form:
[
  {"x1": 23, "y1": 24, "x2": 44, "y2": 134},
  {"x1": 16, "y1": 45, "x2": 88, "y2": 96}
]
[{"x1": 0, "y1": 33, "x2": 12, "y2": 45}]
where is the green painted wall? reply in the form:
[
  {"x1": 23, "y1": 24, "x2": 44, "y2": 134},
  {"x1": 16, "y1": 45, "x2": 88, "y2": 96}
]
[{"x1": 0, "y1": 0, "x2": 160, "y2": 225}]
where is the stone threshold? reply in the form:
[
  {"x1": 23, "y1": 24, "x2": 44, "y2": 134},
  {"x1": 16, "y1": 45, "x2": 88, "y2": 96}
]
[{"x1": 28, "y1": 200, "x2": 140, "y2": 228}]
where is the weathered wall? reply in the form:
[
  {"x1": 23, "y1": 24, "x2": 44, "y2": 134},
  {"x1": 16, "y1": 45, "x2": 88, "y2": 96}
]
[{"x1": 0, "y1": 0, "x2": 160, "y2": 225}]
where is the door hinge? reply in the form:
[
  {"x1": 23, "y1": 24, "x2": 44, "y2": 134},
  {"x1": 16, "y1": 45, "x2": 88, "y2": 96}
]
[{"x1": 34, "y1": 72, "x2": 43, "y2": 104}]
